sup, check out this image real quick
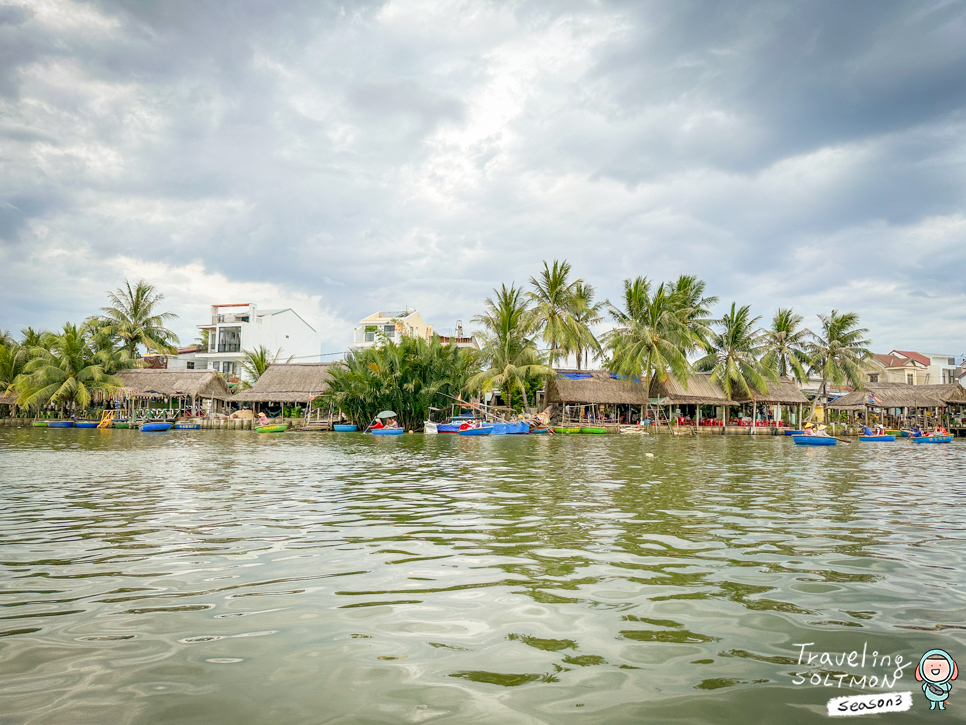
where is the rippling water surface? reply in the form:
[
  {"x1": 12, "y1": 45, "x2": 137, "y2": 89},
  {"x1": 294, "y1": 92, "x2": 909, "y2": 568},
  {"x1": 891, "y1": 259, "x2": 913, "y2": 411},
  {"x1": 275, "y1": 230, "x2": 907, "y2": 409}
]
[{"x1": 1, "y1": 428, "x2": 965, "y2": 724}]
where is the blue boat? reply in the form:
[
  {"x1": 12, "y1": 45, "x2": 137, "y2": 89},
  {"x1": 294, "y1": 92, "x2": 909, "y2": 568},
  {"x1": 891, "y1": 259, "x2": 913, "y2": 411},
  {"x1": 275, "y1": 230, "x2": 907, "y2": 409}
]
[
  {"x1": 859, "y1": 435, "x2": 895, "y2": 442},
  {"x1": 458, "y1": 426, "x2": 493, "y2": 436},
  {"x1": 48, "y1": 421, "x2": 74, "y2": 428},
  {"x1": 783, "y1": 429, "x2": 805, "y2": 436},
  {"x1": 911, "y1": 435, "x2": 953, "y2": 444},
  {"x1": 75, "y1": 421, "x2": 99, "y2": 429},
  {"x1": 333, "y1": 424, "x2": 357, "y2": 432},
  {"x1": 371, "y1": 428, "x2": 404, "y2": 436},
  {"x1": 489, "y1": 421, "x2": 530, "y2": 436},
  {"x1": 175, "y1": 423, "x2": 200, "y2": 430},
  {"x1": 792, "y1": 435, "x2": 836, "y2": 446},
  {"x1": 141, "y1": 422, "x2": 173, "y2": 432},
  {"x1": 900, "y1": 430, "x2": 912, "y2": 437}
]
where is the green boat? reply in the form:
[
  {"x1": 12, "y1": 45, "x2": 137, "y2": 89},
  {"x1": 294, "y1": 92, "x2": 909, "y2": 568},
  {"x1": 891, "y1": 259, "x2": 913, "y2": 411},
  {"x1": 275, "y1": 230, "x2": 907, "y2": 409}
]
[
  {"x1": 554, "y1": 427, "x2": 582, "y2": 434},
  {"x1": 580, "y1": 427, "x2": 608, "y2": 434},
  {"x1": 113, "y1": 422, "x2": 130, "y2": 429},
  {"x1": 32, "y1": 421, "x2": 49, "y2": 427},
  {"x1": 255, "y1": 424, "x2": 287, "y2": 434}
]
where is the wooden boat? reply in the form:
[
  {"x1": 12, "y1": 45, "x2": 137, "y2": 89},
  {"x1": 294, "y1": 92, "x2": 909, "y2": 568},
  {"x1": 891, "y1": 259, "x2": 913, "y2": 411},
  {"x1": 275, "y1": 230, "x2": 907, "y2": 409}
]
[
  {"x1": 141, "y1": 422, "x2": 173, "y2": 432},
  {"x1": 48, "y1": 421, "x2": 74, "y2": 428},
  {"x1": 783, "y1": 429, "x2": 805, "y2": 436},
  {"x1": 580, "y1": 427, "x2": 607, "y2": 434},
  {"x1": 458, "y1": 426, "x2": 492, "y2": 436},
  {"x1": 32, "y1": 421, "x2": 49, "y2": 427},
  {"x1": 792, "y1": 435, "x2": 836, "y2": 446},
  {"x1": 554, "y1": 427, "x2": 581, "y2": 434},
  {"x1": 175, "y1": 423, "x2": 201, "y2": 430},
  {"x1": 859, "y1": 435, "x2": 895, "y2": 442},
  {"x1": 911, "y1": 434, "x2": 953, "y2": 444},
  {"x1": 333, "y1": 424, "x2": 357, "y2": 432},
  {"x1": 75, "y1": 421, "x2": 99, "y2": 429},
  {"x1": 255, "y1": 424, "x2": 287, "y2": 433}
]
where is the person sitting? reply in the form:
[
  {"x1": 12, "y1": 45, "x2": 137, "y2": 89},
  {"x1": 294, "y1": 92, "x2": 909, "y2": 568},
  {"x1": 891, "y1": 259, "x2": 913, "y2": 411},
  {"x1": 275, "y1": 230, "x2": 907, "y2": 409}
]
[
  {"x1": 386, "y1": 417, "x2": 399, "y2": 429},
  {"x1": 370, "y1": 418, "x2": 384, "y2": 429},
  {"x1": 862, "y1": 425, "x2": 874, "y2": 436},
  {"x1": 912, "y1": 425, "x2": 923, "y2": 437},
  {"x1": 816, "y1": 425, "x2": 831, "y2": 437},
  {"x1": 257, "y1": 412, "x2": 270, "y2": 427},
  {"x1": 803, "y1": 423, "x2": 815, "y2": 435}
]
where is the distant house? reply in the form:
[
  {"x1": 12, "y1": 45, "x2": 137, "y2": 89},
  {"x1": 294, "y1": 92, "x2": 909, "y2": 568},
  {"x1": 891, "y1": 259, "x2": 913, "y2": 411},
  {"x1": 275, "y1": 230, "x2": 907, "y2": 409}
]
[
  {"x1": 435, "y1": 321, "x2": 480, "y2": 350},
  {"x1": 195, "y1": 303, "x2": 321, "y2": 380},
  {"x1": 167, "y1": 345, "x2": 205, "y2": 371},
  {"x1": 352, "y1": 308, "x2": 432, "y2": 350},
  {"x1": 866, "y1": 350, "x2": 959, "y2": 385}
]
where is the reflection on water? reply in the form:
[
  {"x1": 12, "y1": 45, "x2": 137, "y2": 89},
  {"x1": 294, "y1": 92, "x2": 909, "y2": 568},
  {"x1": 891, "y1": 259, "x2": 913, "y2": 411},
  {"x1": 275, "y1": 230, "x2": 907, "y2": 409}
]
[{"x1": 1, "y1": 428, "x2": 965, "y2": 723}]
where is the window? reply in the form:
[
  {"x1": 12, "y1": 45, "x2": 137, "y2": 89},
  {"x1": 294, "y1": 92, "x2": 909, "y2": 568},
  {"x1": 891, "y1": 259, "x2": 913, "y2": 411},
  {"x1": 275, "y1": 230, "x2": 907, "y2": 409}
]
[
  {"x1": 868, "y1": 374, "x2": 878, "y2": 383},
  {"x1": 384, "y1": 324, "x2": 396, "y2": 337},
  {"x1": 217, "y1": 327, "x2": 242, "y2": 352},
  {"x1": 907, "y1": 373, "x2": 914, "y2": 385},
  {"x1": 211, "y1": 362, "x2": 219, "y2": 372},
  {"x1": 364, "y1": 331, "x2": 375, "y2": 342},
  {"x1": 186, "y1": 362, "x2": 195, "y2": 370}
]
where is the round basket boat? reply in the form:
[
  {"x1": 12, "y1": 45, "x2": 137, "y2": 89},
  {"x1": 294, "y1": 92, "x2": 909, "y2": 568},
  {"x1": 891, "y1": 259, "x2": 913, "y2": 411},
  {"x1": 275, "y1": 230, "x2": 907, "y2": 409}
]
[
  {"x1": 141, "y1": 422, "x2": 173, "y2": 432},
  {"x1": 255, "y1": 424, "x2": 287, "y2": 433},
  {"x1": 48, "y1": 421, "x2": 74, "y2": 428},
  {"x1": 333, "y1": 424, "x2": 357, "y2": 432},
  {"x1": 792, "y1": 435, "x2": 836, "y2": 446}
]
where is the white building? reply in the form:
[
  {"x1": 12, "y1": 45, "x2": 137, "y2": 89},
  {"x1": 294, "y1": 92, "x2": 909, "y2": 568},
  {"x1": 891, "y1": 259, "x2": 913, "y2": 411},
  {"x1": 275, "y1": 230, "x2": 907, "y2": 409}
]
[
  {"x1": 196, "y1": 303, "x2": 321, "y2": 380},
  {"x1": 887, "y1": 350, "x2": 959, "y2": 385}
]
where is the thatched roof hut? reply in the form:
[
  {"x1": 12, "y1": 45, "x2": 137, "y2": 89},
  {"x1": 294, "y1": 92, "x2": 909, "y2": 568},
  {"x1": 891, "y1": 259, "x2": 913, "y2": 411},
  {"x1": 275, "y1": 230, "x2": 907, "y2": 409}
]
[
  {"x1": 0, "y1": 390, "x2": 17, "y2": 407},
  {"x1": 742, "y1": 377, "x2": 809, "y2": 405},
  {"x1": 546, "y1": 370, "x2": 650, "y2": 406},
  {"x1": 828, "y1": 382, "x2": 966, "y2": 410},
  {"x1": 116, "y1": 369, "x2": 232, "y2": 401},
  {"x1": 650, "y1": 373, "x2": 736, "y2": 406},
  {"x1": 232, "y1": 363, "x2": 337, "y2": 403}
]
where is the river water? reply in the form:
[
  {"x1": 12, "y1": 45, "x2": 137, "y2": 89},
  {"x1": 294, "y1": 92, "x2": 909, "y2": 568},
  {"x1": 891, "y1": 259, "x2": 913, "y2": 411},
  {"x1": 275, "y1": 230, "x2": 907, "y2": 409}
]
[{"x1": 1, "y1": 428, "x2": 964, "y2": 724}]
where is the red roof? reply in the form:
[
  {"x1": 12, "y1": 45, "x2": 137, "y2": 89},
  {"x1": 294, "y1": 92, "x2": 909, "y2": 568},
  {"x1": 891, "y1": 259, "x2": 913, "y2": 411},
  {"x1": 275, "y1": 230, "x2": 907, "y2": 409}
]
[
  {"x1": 874, "y1": 354, "x2": 906, "y2": 368},
  {"x1": 890, "y1": 350, "x2": 930, "y2": 366}
]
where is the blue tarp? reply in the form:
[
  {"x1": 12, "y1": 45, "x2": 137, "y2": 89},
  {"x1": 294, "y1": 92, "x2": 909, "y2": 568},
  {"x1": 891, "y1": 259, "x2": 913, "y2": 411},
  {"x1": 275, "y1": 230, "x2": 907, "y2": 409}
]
[
  {"x1": 610, "y1": 373, "x2": 641, "y2": 382},
  {"x1": 490, "y1": 421, "x2": 530, "y2": 435},
  {"x1": 558, "y1": 372, "x2": 592, "y2": 380}
]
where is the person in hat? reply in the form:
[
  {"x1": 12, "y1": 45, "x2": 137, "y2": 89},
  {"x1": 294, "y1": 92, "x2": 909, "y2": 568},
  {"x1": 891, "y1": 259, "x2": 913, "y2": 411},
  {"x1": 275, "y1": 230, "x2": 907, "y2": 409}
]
[
  {"x1": 816, "y1": 424, "x2": 831, "y2": 437},
  {"x1": 803, "y1": 423, "x2": 815, "y2": 436}
]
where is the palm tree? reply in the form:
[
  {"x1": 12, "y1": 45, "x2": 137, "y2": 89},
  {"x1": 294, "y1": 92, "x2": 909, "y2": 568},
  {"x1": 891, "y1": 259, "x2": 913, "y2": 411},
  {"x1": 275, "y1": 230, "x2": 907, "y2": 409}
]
[
  {"x1": 603, "y1": 277, "x2": 692, "y2": 401},
  {"x1": 571, "y1": 282, "x2": 604, "y2": 371},
  {"x1": 470, "y1": 284, "x2": 552, "y2": 410},
  {"x1": 694, "y1": 303, "x2": 776, "y2": 401},
  {"x1": 805, "y1": 310, "x2": 872, "y2": 421},
  {"x1": 667, "y1": 275, "x2": 718, "y2": 353},
  {"x1": 99, "y1": 279, "x2": 180, "y2": 357},
  {"x1": 528, "y1": 260, "x2": 581, "y2": 367},
  {"x1": 0, "y1": 340, "x2": 29, "y2": 396},
  {"x1": 1, "y1": 329, "x2": 12, "y2": 348},
  {"x1": 240, "y1": 346, "x2": 291, "y2": 389},
  {"x1": 761, "y1": 308, "x2": 811, "y2": 383},
  {"x1": 15, "y1": 323, "x2": 133, "y2": 413},
  {"x1": 20, "y1": 327, "x2": 48, "y2": 349}
]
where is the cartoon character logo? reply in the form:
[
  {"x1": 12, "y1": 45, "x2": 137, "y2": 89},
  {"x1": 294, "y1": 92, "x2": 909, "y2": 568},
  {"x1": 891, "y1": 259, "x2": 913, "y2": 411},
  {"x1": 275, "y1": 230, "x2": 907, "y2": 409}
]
[{"x1": 916, "y1": 649, "x2": 958, "y2": 711}]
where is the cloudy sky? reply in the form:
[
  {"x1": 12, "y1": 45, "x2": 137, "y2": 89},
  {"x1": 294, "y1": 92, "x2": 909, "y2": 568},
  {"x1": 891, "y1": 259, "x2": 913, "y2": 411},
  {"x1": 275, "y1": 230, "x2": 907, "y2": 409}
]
[{"x1": 2, "y1": 0, "x2": 965, "y2": 356}]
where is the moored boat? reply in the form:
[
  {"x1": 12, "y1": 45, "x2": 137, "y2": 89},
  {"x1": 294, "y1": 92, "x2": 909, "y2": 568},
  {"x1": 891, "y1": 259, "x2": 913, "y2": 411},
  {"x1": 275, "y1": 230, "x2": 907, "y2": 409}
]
[
  {"x1": 554, "y1": 427, "x2": 582, "y2": 434},
  {"x1": 489, "y1": 421, "x2": 529, "y2": 435},
  {"x1": 48, "y1": 421, "x2": 74, "y2": 428},
  {"x1": 371, "y1": 428, "x2": 404, "y2": 436},
  {"x1": 783, "y1": 429, "x2": 805, "y2": 436},
  {"x1": 141, "y1": 422, "x2": 173, "y2": 432},
  {"x1": 175, "y1": 423, "x2": 201, "y2": 430},
  {"x1": 911, "y1": 434, "x2": 953, "y2": 444},
  {"x1": 859, "y1": 435, "x2": 895, "y2": 442},
  {"x1": 333, "y1": 424, "x2": 357, "y2": 432},
  {"x1": 900, "y1": 430, "x2": 912, "y2": 437},
  {"x1": 32, "y1": 421, "x2": 49, "y2": 427},
  {"x1": 580, "y1": 427, "x2": 607, "y2": 434},
  {"x1": 113, "y1": 421, "x2": 130, "y2": 429},
  {"x1": 75, "y1": 421, "x2": 99, "y2": 429},
  {"x1": 530, "y1": 428, "x2": 551, "y2": 434},
  {"x1": 255, "y1": 424, "x2": 287, "y2": 433},
  {"x1": 458, "y1": 426, "x2": 493, "y2": 436},
  {"x1": 792, "y1": 435, "x2": 836, "y2": 446}
]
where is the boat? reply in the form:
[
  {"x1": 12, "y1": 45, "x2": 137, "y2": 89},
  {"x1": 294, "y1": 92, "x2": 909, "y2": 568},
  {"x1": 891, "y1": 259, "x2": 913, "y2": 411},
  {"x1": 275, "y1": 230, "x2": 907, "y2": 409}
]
[
  {"x1": 371, "y1": 428, "x2": 404, "y2": 436},
  {"x1": 333, "y1": 424, "x2": 357, "y2": 432},
  {"x1": 792, "y1": 435, "x2": 836, "y2": 446},
  {"x1": 32, "y1": 421, "x2": 49, "y2": 427},
  {"x1": 859, "y1": 435, "x2": 895, "y2": 442},
  {"x1": 48, "y1": 421, "x2": 74, "y2": 428},
  {"x1": 75, "y1": 421, "x2": 99, "y2": 429},
  {"x1": 911, "y1": 434, "x2": 953, "y2": 444},
  {"x1": 175, "y1": 423, "x2": 201, "y2": 430},
  {"x1": 580, "y1": 427, "x2": 607, "y2": 434},
  {"x1": 530, "y1": 428, "x2": 551, "y2": 434},
  {"x1": 554, "y1": 427, "x2": 582, "y2": 434},
  {"x1": 783, "y1": 429, "x2": 805, "y2": 436},
  {"x1": 255, "y1": 424, "x2": 287, "y2": 433},
  {"x1": 489, "y1": 421, "x2": 530, "y2": 435},
  {"x1": 458, "y1": 426, "x2": 493, "y2": 436},
  {"x1": 141, "y1": 422, "x2": 173, "y2": 432},
  {"x1": 113, "y1": 421, "x2": 130, "y2": 429},
  {"x1": 900, "y1": 430, "x2": 912, "y2": 438},
  {"x1": 885, "y1": 430, "x2": 900, "y2": 436}
]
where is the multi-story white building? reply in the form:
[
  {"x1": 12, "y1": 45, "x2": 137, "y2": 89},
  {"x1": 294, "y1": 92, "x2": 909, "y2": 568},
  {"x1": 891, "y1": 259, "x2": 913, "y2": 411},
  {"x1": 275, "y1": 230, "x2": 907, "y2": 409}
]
[
  {"x1": 195, "y1": 303, "x2": 321, "y2": 380},
  {"x1": 866, "y1": 350, "x2": 960, "y2": 386}
]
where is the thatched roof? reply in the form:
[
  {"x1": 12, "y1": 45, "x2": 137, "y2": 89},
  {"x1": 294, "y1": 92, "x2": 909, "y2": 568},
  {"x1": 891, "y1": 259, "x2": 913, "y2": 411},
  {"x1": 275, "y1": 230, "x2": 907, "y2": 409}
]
[
  {"x1": 651, "y1": 373, "x2": 736, "y2": 405},
  {"x1": 232, "y1": 363, "x2": 338, "y2": 403},
  {"x1": 828, "y1": 382, "x2": 966, "y2": 410},
  {"x1": 546, "y1": 370, "x2": 651, "y2": 405},
  {"x1": 116, "y1": 369, "x2": 232, "y2": 400},
  {"x1": 0, "y1": 390, "x2": 17, "y2": 406},
  {"x1": 743, "y1": 377, "x2": 809, "y2": 405}
]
